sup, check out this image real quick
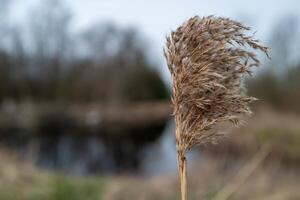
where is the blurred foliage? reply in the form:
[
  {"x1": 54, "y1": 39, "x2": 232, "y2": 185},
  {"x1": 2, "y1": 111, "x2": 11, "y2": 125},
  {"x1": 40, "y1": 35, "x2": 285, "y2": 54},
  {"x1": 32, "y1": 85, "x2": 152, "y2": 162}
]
[
  {"x1": 247, "y1": 16, "x2": 300, "y2": 113},
  {"x1": 203, "y1": 188, "x2": 219, "y2": 200},
  {"x1": 247, "y1": 63, "x2": 300, "y2": 113},
  {"x1": 0, "y1": 175, "x2": 105, "y2": 200},
  {"x1": 256, "y1": 127, "x2": 300, "y2": 162},
  {"x1": 120, "y1": 67, "x2": 168, "y2": 101},
  {"x1": 50, "y1": 177, "x2": 104, "y2": 200}
]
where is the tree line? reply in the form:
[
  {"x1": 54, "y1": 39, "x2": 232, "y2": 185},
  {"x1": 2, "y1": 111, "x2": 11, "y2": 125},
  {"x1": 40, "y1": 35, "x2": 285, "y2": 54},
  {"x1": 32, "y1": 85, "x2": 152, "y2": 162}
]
[{"x1": 0, "y1": 0, "x2": 168, "y2": 103}]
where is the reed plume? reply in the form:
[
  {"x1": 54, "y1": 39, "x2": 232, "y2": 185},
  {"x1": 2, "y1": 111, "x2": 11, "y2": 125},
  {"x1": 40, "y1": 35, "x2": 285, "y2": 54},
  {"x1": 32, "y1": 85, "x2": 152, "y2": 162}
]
[{"x1": 164, "y1": 16, "x2": 269, "y2": 200}]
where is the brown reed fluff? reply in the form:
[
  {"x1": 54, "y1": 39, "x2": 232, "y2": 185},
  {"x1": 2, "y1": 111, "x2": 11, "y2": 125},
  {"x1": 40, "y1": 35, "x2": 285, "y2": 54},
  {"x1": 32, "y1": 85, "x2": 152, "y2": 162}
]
[{"x1": 164, "y1": 16, "x2": 269, "y2": 200}]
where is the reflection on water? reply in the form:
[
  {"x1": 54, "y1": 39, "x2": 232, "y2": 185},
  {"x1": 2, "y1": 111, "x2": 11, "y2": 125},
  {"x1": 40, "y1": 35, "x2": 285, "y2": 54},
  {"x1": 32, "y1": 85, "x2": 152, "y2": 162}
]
[
  {"x1": 35, "y1": 134, "x2": 115, "y2": 175},
  {"x1": 141, "y1": 121, "x2": 177, "y2": 176},
  {"x1": 1, "y1": 118, "x2": 199, "y2": 176}
]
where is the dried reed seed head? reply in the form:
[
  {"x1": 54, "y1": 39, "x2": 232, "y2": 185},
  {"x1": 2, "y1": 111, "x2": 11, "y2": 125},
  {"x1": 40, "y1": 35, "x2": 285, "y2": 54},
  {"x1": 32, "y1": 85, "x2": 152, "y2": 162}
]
[{"x1": 164, "y1": 16, "x2": 269, "y2": 155}]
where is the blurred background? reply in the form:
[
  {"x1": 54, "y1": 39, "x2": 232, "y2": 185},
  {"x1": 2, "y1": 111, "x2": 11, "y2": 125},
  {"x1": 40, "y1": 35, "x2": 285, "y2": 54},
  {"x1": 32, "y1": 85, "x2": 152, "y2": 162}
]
[{"x1": 0, "y1": 0, "x2": 300, "y2": 199}]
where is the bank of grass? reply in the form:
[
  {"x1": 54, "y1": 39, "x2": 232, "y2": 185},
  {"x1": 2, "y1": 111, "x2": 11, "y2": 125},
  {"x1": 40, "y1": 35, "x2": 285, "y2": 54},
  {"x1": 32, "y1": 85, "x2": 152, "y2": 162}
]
[
  {"x1": 0, "y1": 144, "x2": 300, "y2": 200},
  {"x1": 0, "y1": 153, "x2": 106, "y2": 200},
  {"x1": 0, "y1": 174, "x2": 106, "y2": 200},
  {"x1": 0, "y1": 175, "x2": 105, "y2": 200},
  {"x1": 249, "y1": 109, "x2": 300, "y2": 164},
  {"x1": 204, "y1": 107, "x2": 300, "y2": 165},
  {"x1": 256, "y1": 127, "x2": 300, "y2": 163}
]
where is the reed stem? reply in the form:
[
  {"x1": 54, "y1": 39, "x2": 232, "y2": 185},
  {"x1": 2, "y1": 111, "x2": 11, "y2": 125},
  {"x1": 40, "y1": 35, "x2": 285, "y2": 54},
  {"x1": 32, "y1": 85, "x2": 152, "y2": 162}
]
[{"x1": 178, "y1": 154, "x2": 187, "y2": 200}]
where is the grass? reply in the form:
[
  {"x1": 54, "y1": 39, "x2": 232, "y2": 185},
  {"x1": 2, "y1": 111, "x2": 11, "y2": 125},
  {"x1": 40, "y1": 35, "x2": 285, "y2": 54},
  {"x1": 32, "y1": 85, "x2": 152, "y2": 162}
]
[
  {"x1": 0, "y1": 156, "x2": 106, "y2": 200},
  {"x1": 204, "y1": 107, "x2": 300, "y2": 165},
  {"x1": 203, "y1": 187, "x2": 219, "y2": 200},
  {"x1": 257, "y1": 127, "x2": 300, "y2": 162},
  {"x1": 50, "y1": 176, "x2": 104, "y2": 200},
  {"x1": 0, "y1": 175, "x2": 105, "y2": 200}
]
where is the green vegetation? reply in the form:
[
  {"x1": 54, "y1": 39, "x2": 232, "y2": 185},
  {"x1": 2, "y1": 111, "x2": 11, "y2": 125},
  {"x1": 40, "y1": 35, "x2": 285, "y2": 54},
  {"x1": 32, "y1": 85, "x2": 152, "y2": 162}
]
[
  {"x1": 204, "y1": 187, "x2": 219, "y2": 200},
  {"x1": 50, "y1": 177, "x2": 104, "y2": 200},
  {"x1": 0, "y1": 175, "x2": 105, "y2": 200}
]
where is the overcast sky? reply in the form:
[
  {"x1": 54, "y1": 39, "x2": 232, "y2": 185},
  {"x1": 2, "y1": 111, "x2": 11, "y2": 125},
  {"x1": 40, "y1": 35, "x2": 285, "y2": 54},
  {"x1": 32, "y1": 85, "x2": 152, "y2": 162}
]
[
  {"x1": 10, "y1": 0, "x2": 300, "y2": 79},
  {"x1": 11, "y1": 0, "x2": 300, "y2": 43}
]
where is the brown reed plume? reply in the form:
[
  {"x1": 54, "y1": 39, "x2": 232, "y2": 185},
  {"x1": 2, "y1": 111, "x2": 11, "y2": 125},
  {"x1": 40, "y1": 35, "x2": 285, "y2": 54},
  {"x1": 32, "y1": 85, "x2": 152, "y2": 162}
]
[{"x1": 164, "y1": 16, "x2": 269, "y2": 200}]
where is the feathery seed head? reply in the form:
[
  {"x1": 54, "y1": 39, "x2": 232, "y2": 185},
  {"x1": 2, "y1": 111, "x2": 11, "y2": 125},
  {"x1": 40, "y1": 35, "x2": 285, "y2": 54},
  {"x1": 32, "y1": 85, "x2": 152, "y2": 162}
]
[{"x1": 164, "y1": 16, "x2": 269, "y2": 156}]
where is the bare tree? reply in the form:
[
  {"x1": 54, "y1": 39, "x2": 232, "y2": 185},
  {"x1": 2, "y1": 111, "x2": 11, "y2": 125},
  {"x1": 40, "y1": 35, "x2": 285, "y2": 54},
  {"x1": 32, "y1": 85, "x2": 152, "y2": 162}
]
[
  {"x1": 82, "y1": 22, "x2": 121, "y2": 62},
  {"x1": 27, "y1": 0, "x2": 74, "y2": 99},
  {"x1": 269, "y1": 16, "x2": 300, "y2": 72},
  {"x1": 0, "y1": 0, "x2": 11, "y2": 49}
]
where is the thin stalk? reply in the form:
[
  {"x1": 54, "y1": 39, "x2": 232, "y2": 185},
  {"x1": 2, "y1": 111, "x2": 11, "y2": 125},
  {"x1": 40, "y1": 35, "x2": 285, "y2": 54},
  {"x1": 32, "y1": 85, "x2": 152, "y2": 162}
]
[
  {"x1": 213, "y1": 145, "x2": 270, "y2": 200},
  {"x1": 178, "y1": 154, "x2": 187, "y2": 200}
]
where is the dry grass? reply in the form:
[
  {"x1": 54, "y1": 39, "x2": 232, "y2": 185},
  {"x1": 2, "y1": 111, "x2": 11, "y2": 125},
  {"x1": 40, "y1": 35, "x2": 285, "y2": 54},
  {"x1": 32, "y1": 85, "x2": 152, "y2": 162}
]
[
  {"x1": 164, "y1": 15, "x2": 269, "y2": 199},
  {"x1": 103, "y1": 156, "x2": 300, "y2": 200},
  {"x1": 0, "y1": 149, "x2": 105, "y2": 200},
  {"x1": 204, "y1": 106, "x2": 300, "y2": 164}
]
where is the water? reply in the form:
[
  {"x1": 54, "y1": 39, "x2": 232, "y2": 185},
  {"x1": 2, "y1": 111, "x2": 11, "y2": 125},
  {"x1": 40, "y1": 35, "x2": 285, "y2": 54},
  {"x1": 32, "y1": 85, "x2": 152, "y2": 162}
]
[
  {"x1": 141, "y1": 121, "x2": 178, "y2": 176},
  {"x1": 1, "y1": 117, "x2": 199, "y2": 176},
  {"x1": 141, "y1": 121, "x2": 199, "y2": 177}
]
